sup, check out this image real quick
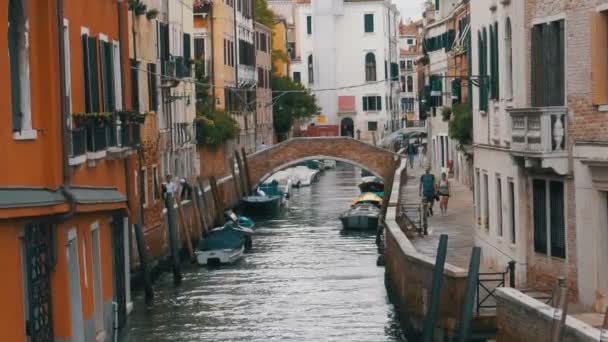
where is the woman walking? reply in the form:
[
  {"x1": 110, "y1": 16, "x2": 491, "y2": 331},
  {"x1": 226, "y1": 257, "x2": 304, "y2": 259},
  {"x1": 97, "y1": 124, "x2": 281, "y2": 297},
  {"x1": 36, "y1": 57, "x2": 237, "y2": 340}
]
[{"x1": 438, "y1": 172, "x2": 450, "y2": 216}]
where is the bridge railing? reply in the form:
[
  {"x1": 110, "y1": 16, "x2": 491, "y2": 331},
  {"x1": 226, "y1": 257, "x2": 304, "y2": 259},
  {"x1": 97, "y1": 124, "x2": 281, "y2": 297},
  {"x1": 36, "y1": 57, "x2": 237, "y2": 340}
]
[{"x1": 404, "y1": 120, "x2": 427, "y2": 129}]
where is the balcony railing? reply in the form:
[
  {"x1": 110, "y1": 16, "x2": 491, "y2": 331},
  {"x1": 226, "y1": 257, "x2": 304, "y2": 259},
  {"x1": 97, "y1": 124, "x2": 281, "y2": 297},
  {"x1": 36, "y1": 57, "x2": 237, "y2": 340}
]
[
  {"x1": 508, "y1": 107, "x2": 569, "y2": 175},
  {"x1": 87, "y1": 126, "x2": 108, "y2": 152},
  {"x1": 508, "y1": 107, "x2": 567, "y2": 154},
  {"x1": 70, "y1": 128, "x2": 87, "y2": 157},
  {"x1": 175, "y1": 57, "x2": 191, "y2": 78},
  {"x1": 238, "y1": 64, "x2": 256, "y2": 85}
]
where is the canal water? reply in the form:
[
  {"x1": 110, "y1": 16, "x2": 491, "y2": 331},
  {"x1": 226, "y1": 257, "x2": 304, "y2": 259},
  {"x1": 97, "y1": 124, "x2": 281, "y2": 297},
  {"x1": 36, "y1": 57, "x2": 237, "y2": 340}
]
[{"x1": 122, "y1": 163, "x2": 406, "y2": 342}]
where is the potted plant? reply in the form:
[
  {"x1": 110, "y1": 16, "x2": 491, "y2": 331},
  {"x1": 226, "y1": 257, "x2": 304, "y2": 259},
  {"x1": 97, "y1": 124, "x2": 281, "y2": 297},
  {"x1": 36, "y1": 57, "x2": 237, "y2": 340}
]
[
  {"x1": 193, "y1": 0, "x2": 213, "y2": 15},
  {"x1": 441, "y1": 106, "x2": 453, "y2": 122}
]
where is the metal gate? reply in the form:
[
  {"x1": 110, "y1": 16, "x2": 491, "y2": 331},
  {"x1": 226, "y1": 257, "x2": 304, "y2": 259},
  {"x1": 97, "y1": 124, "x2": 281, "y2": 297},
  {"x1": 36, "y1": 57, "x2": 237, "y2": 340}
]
[
  {"x1": 24, "y1": 224, "x2": 54, "y2": 342},
  {"x1": 111, "y1": 216, "x2": 127, "y2": 329}
]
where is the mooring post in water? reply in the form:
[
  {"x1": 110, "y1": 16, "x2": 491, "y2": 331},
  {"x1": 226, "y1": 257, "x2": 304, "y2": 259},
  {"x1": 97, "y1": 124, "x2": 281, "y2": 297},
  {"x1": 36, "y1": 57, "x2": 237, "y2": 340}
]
[
  {"x1": 234, "y1": 150, "x2": 247, "y2": 197},
  {"x1": 229, "y1": 156, "x2": 242, "y2": 199},
  {"x1": 164, "y1": 192, "x2": 183, "y2": 284},
  {"x1": 209, "y1": 176, "x2": 225, "y2": 226},
  {"x1": 133, "y1": 219, "x2": 154, "y2": 303},
  {"x1": 191, "y1": 186, "x2": 205, "y2": 239},
  {"x1": 175, "y1": 192, "x2": 194, "y2": 261},
  {"x1": 241, "y1": 147, "x2": 253, "y2": 195},
  {"x1": 422, "y1": 234, "x2": 448, "y2": 342},
  {"x1": 196, "y1": 177, "x2": 211, "y2": 232},
  {"x1": 457, "y1": 246, "x2": 481, "y2": 342}
]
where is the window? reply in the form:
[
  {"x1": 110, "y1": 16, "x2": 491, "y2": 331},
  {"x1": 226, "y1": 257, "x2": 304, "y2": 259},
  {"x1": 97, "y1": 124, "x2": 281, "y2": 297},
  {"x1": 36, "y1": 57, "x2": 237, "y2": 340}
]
[
  {"x1": 496, "y1": 175, "x2": 503, "y2": 237},
  {"x1": 407, "y1": 38, "x2": 414, "y2": 45},
  {"x1": 533, "y1": 179, "x2": 566, "y2": 258},
  {"x1": 364, "y1": 14, "x2": 374, "y2": 33},
  {"x1": 258, "y1": 67, "x2": 264, "y2": 87},
  {"x1": 307, "y1": 15, "x2": 312, "y2": 35},
  {"x1": 509, "y1": 180, "x2": 516, "y2": 244},
  {"x1": 63, "y1": 21, "x2": 72, "y2": 114},
  {"x1": 194, "y1": 37, "x2": 205, "y2": 59},
  {"x1": 91, "y1": 223, "x2": 104, "y2": 334},
  {"x1": 99, "y1": 39, "x2": 115, "y2": 112},
  {"x1": 260, "y1": 32, "x2": 267, "y2": 52},
  {"x1": 153, "y1": 166, "x2": 160, "y2": 200},
  {"x1": 400, "y1": 76, "x2": 406, "y2": 92},
  {"x1": 475, "y1": 169, "x2": 481, "y2": 225},
  {"x1": 505, "y1": 18, "x2": 513, "y2": 99},
  {"x1": 141, "y1": 168, "x2": 148, "y2": 208},
  {"x1": 406, "y1": 60, "x2": 413, "y2": 71},
  {"x1": 531, "y1": 20, "x2": 565, "y2": 106},
  {"x1": 400, "y1": 60, "x2": 406, "y2": 69},
  {"x1": 435, "y1": 0, "x2": 439, "y2": 11},
  {"x1": 83, "y1": 34, "x2": 101, "y2": 113},
  {"x1": 365, "y1": 52, "x2": 377, "y2": 82},
  {"x1": 130, "y1": 59, "x2": 140, "y2": 111},
  {"x1": 489, "y1": 22, "x2": 499, "y2": 100},
  {"x1": 592, "y1": 11, "x2": 608, "y2": 104},
  {"x1": 112, "y1": 42, "x2": 123, "y2": 110},
  {"x1": 478, "y1": 28, "x2": 488, "y2": 111},
  {"x1": 401, "y1": 98, "x2": 414, "y2": 112},
  {"x1": 223, "y1": 39, "x2": 227, "y2": 65},
  {"x1": 293, "y1": 71, "x2": 301, "y2": 83},
  {"x1": 8, "y1": 0, "x2": 33, "y2": 134},
  {"x1": 407, "y1": 76, "x2": 413, "y2": 92},
  {"x1": 308, "y1": 55, "x2": 314, "y2": 84},
  {"x1": 362, "y1": 96, "x2": 382, "y2": 111},
  {"x1": 483, "y1": 173, "x2": 489, "y2": 230},
  {"x1": 147, "y1": 63, "x2": 158, "y2": 111},
  {"x1": 368, "y1": 121, "x2": 378, "y2": 131}
]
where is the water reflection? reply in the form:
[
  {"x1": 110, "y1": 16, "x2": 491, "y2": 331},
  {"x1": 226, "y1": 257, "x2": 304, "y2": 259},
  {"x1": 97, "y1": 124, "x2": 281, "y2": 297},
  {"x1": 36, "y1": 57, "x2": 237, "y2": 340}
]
[{"x1": 122, "y1": 163, "x2": 406, "y2": 342}]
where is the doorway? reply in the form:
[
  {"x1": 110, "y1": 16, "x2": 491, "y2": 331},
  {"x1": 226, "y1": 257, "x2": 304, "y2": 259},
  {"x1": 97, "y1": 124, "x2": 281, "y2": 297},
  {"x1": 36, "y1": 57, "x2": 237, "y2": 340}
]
[
  {"x1": 67, "y1": 229, "x2": 85, "y2": 342},
  {"x1": 340, "y1": 117, "x2": 354, "y2": 138}
]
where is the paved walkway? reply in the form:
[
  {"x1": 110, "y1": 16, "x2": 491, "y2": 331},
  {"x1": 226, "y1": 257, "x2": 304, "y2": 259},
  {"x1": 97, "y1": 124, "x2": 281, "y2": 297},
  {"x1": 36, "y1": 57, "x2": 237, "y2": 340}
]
[{"x1": 400, "y1": 165, "x2": 476, "y2": 269}]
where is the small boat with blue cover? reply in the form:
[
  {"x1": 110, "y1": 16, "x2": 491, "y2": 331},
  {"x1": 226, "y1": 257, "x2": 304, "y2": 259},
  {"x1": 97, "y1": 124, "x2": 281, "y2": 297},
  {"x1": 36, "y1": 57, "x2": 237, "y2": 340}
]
[{"x1": 195, "y1": 224, "x2": 246, "y2": 265}]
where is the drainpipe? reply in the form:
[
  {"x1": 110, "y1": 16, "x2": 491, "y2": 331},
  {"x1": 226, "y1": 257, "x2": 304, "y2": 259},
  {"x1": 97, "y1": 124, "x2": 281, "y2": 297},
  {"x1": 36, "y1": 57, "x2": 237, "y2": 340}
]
[
  {"x1": 210, "y1": 4, "x2": 216, "y2": 110},
  {"x1": 56, "y1": 0, "x2": 77, "y2": 221}
]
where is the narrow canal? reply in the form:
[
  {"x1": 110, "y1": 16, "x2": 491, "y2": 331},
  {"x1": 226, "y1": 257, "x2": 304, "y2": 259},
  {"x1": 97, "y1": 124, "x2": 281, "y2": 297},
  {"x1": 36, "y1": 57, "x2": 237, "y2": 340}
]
[{"x1": 121, "y1": 163, "x2": 405, "y2": 341}]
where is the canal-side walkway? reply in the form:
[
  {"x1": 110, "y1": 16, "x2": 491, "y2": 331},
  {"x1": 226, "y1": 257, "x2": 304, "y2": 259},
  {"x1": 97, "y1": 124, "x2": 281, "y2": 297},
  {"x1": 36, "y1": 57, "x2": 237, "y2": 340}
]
[{"x1": 399, "y1": 165, "x2": 476, "y2": 269}]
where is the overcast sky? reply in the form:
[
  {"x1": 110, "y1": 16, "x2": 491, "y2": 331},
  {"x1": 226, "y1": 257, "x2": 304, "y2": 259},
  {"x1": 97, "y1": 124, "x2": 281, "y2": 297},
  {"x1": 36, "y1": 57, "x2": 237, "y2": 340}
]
[{"x1": 396, "y1": 0, "x2": 426, "y2": 21}]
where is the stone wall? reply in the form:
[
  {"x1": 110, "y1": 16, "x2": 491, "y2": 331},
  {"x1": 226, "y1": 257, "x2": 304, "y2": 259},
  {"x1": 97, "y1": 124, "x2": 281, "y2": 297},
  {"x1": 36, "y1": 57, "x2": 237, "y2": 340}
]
[{"x1": 496, "y1": 288, "x2": 601, "y2": 342}]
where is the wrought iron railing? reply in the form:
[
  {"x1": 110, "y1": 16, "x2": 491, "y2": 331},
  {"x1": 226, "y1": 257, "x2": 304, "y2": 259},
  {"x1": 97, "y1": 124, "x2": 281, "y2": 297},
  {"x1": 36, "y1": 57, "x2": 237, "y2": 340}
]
[
  {"x1": 70, "y1": 128, "x2": 87, "y2": 157},
  {"x1": 476, "y1": 261, "x2": 515, "y2": 315},
  {"x1": 131, "y1": 124, "x2": 141, "y2": 147},
  {"x1": 86, "y1": 126, "x2": 108, "y2": 153}
]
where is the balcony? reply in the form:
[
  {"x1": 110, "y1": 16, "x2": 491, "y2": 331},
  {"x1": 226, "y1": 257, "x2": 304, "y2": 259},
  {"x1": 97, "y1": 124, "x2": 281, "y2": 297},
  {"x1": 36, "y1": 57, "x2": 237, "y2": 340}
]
[
  {"x1": 161, "y1": 60, "x2": 179, "y2": 87},
  {"x1": 238, "y1": 64, "x2": 256, "y2": 86},
  {"x1": 69, "y1": 129, "x2": 87, "y2": 166},
  {"x1": 175, "y1": 57, "x2": 191, "y2": 79},
  {"x1": 508, "y1": 107, "x2": 569, "y2": 175}
]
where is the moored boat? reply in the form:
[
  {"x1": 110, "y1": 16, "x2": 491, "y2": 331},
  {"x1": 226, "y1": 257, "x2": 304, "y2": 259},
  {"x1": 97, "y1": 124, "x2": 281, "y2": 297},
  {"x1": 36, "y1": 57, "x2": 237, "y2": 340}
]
[
  {"x1": 340, "y1": 193, "x2": 383, "y2": 231},
  {"x1": 358, "y1": 176, "x2": 384, "y2": 198},
  {"x1": 240, "y1": 190, "x2": 282, "y2": 216},
  {"x1": 195, "y1": 224, "x2": 246, "y2": 265}
]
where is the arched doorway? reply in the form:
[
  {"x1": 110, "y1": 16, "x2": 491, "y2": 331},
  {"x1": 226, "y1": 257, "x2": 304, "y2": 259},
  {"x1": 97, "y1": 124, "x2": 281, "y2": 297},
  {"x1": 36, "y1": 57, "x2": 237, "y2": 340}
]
[{"x1": 340, "y1": 117, "x2": 354, "y2": 138}]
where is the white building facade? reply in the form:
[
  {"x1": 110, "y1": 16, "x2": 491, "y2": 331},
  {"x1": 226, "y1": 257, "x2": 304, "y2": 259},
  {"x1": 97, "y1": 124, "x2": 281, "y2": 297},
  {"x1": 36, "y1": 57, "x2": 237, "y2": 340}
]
[
  {"x1": 398, "y1": 20, "x2": 422, "y2": 127},
  {"x1": 272, "y1": 0, "x2": 400, "y2": 144}
]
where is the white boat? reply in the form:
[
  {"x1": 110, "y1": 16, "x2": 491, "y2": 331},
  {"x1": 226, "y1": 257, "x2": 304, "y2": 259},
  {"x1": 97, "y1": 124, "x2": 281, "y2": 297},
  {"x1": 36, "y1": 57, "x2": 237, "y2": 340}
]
[
  {"x1": 195, "y1": 245, "x2": 244, "y2": 265},
  {"x1": 291, "y1": 166, "x2": 320, "y2": 187}
]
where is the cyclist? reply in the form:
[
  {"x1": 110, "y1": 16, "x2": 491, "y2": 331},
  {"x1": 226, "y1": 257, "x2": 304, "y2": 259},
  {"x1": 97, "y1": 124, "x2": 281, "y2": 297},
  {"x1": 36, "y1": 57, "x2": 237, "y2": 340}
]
[{"x1": 419, "y1": 166, "x2": 436, "y2": 216}]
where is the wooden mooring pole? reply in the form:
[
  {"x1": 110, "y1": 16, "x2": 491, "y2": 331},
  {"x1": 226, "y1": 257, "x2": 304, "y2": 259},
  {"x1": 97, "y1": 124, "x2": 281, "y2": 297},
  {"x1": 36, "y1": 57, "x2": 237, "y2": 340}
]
[
  {"x1": 164, "y1": 192, "x2": 183, "y2": 284},
  {"x1": 191, "y1": 186, "x2": 205, "y2": 239},
  {"x1": 422, "y1": 234, "x2": 448, "y2": 342},
  {"x1": 174, "y1": 192, "x2": 194, "y2": 262},
  {"x1": 209, "y1": 176, "x2": 225, "y2": 226},
  {"x1": 229, "y1": 156, "x2": 242, "y2": 200},
  {"x1": 196, "y1": 177, "x2": 211, "y2": 232},
  {"x1": 241, "y1": 148, "x2": 253, "y2": 195},
  {"x1": 550, "y1": 277, "x2": 569, "y2": 342},
  {"x1": 234, "y1": 150, "x2": 247, "y2": 197},
  {"x1": 457, "y1": 246, "x2": 481, "y2": 342}
]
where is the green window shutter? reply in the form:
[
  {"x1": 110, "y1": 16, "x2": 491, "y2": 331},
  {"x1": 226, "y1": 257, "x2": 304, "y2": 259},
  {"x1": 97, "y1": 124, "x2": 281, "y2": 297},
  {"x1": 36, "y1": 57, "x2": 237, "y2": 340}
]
[
  {"x1": 82, "y1": 35, "x2": 92, "y2": 113},
  {"x1": 88, "y1": 37, "x2": 100, "y2": 113},
  {"x1": 8, "y1": 7, "x2": 22, "y2": 131},
  {"x1": 183, "y1": 33, "x2": 191, "y2": 61},
  {"x1": 100, "y1": 41, "x2": 114, "y2": 112},
  {"x1": 377, "y1": 96, "x2": 382, "y2": 111},
  {"x1": 363, "y1": 97, "x2": 368, "y2": 111},
  {"x1": 307, "y1": 16, "x2": 312, "y2": 35},
  {"x1": 435, "y1": 0, "x2": 439, "y2": 10},
  {"x1": 384, "y1": 61, "x2": 388, "y2": 80},
  {"x1": 494, "y1": 22, "x2": 499, "y2": 100},
  {"x1": 148, "y1": 63, "x2": 157, "y2": 111},
  {"x1": 364, "y1": 14, "x2": 374, "y2": 33},
  {"x1": 131, "y1": 59, "x2": 139, "y2": 111},
  {"x1": 451, "y1": 78, "x2": 462, "y2": 104},
  {"x1": 293, "y1": 72, "x2": 301, "y2": 83}
]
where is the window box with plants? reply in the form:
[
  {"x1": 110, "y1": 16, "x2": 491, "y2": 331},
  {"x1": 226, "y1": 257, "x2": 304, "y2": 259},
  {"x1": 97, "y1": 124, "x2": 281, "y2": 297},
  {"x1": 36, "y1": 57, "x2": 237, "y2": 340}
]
[
  {"x1": 116, "y1": 111, "x2": 146, "y2": 148},
  {"x1": 72, "y1": 112, "x2": 113, "y2": 160},
  {"x1": 193, "y1": 0, "x2": 212, "y2": 15},
  {"x1": 194, "y1": 111, "x2": 239, "y2": 150}
]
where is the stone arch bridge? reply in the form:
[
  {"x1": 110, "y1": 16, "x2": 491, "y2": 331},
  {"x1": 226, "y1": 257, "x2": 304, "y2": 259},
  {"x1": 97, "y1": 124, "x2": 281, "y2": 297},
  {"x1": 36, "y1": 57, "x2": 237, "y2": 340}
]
[{"x1": 244, "y1": 137, "x2": 401, "y2": 213}]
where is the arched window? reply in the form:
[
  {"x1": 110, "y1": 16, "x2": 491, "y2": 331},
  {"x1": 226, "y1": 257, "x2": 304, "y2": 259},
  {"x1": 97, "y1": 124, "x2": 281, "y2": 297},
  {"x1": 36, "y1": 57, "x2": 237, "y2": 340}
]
[
  {"x1": 308, "y1": 54, "x2": 314, "y2": 84},
  {"x1": 505, "y1": 17, "x2": 513, "y2": 99},
  {"x1": 8, "y1": 0, "x2": 32, "y2": 133},
  {"x1": 365, "y1": 52, "x2": 376, "y2": 82},
  {"x1": 406, "y1": 76, "x2": 413, "y2": 93}
]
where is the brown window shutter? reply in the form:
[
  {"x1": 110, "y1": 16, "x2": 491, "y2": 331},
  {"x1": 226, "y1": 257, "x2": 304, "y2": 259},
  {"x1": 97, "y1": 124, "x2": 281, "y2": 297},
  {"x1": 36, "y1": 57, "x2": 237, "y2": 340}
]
[{"x1": 591, "y1": 11, "x2": 608, "y2": 105}]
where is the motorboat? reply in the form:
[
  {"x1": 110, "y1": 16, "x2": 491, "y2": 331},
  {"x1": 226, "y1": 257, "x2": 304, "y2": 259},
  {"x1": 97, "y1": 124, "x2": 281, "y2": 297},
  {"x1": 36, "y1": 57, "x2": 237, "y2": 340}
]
[
  {"x1": 358, "y1": 176, "x2": 384, "y2": 198},
  {"x1": 195, "y1": 224, "x2": 246, "y2": 265},
  {"x1": 240, "y1": 189, "x2": 282, "y2": 216},
  {"x1": 339, "y1": 193, "x2": 382, "y2": 231},
  {"x1": 323, "y1": 160, "x2": 337, "y2": 169}
]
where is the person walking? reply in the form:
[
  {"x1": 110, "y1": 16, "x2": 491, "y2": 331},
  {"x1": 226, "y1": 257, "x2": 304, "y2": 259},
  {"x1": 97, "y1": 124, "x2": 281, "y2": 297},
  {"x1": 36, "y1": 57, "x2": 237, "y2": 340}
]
[
  {"x1": 438, "y1": 172, "x2": 451, "y2": 216},
  {"x1": 419, "y1": 166, "x2": 436, "y2": 216},
  {"x1": 407, "y1": 143, "x2": 416, "y2": 169},
  {"x1": 419, "y1": 144, "x2": 426, "y2": 167}
]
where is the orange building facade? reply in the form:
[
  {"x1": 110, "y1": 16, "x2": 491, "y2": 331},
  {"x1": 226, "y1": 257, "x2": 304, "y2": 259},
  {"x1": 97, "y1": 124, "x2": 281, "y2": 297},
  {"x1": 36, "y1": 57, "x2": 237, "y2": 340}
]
[{"x1": 0, "y1": 0, "x2": 138, "y2": 341}]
